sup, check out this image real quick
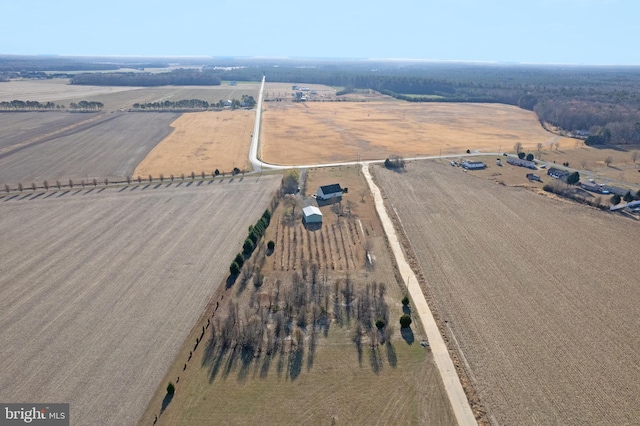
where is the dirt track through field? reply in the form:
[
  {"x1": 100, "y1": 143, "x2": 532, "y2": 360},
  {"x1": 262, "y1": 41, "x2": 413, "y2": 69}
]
[
  {"x1": 373, "y1": 161, "x2": 640, "y2": 425},
  {"x1": 0, "y1": 176, "x2": 281, "y2": 425}
]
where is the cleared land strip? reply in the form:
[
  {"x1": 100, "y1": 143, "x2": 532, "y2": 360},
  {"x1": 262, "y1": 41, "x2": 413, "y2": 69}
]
[
  {"x1": 362, "y1": 164, "x2": 476, "y2": 426},
  {"x1": 373, "y1": 161, "x2": 640, "y2": 425},
  {"x1": 0, "y1": 176, "x2": 281, "y2": 426}
]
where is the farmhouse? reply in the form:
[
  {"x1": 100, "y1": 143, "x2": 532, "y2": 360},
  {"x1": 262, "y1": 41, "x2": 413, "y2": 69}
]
[
  {"x1": 507, "y1": 157, "x2": 537, "y2": 169},
  {"x1": 547, "y1": 167, "x2": 570, "y2": 180},
  {"x1": 317, "y1": 184, "x2": 343, "y2": 201},
  {"x1": 302, "y1": 205, "x2": 323, "y2": 224},
  {"x1": 462, "y1": 161, "x2": 486, "y2": 170}
]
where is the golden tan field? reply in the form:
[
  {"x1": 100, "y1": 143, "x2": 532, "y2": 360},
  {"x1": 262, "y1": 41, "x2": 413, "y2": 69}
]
[
  {"x1": 139, "y1": 166, "x2": 457, "y2": 425},
  {"x1": 373, "y1": 161, "x2": 640, "y2": 425},
  {"x1": 134, "y1": 110, "x2": 254, "y2": 178},
  {"x1": 260, "y1": 101, "x2": 573, "y2": 165}
]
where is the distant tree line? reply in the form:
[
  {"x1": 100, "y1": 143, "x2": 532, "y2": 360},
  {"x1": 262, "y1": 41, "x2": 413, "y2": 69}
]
[
  {"x1": 0, "y1": 100, "x2": 62, "y2": 111},
  {"x1": 70, "y1": 69, "x2": 221, "y2": 86}
]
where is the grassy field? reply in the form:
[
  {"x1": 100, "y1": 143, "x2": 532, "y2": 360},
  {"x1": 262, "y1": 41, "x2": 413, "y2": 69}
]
[
  {"x1": 373, "y1": 161, "x2": 640, "y2": 425},
  {"x1": 0, "y1": 112, "x2": 179, "y2": 184},
  {"x1": 0, "y1": 175, "x2": 281, "y2": 426},
  {"x1": 260, "y1": 101, "x2": 574, "y2": 165},
  {"x1": 133, "y1": 110, "x2": 255, "y2": 178},
  {"x1": 139, "y1": 166, "x2": 456, "y2": 425}
]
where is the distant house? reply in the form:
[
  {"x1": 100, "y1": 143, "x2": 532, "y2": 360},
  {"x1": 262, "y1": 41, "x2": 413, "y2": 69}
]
[
  {"x1": 317, "y1": 184, "x2": 343, "y2": 201},
  {"x1": 223, "y1": 99, "x2": 232, "y2": 107},
  {"x1": 228, "y1": 81, "x2": 237, "y2": 86},
  {"x1": 302, "y1": 206, "x2": 323, "y2": 224},
  {"x1": 602, "y1": 185, "x2": 629, "y2": 196},
  {"x1": 581, "y1": 182, "x2": 602, "y2": 193},
  {"x1": 526, "y1": 173, "x2": 542, "y2": 182},
  {"x1": 461, "y1": 161, "x2": 486, "y2": 170},
  {"x1": 547, "y1": 167, "x2": 570, "y2": 180},
  {"x1": 507, "y1": 157, "x2": 537, "y2": 169}
]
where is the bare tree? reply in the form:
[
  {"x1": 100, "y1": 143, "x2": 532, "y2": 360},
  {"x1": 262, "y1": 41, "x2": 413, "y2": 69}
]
[
  {"x1": 201, "y1": 171, "x2": 205, "y2": 180},
  {"x1": 536, "y1": 143, "x2": 543, "y2": 152},
  {"x1": 104, "y1": 178, "x2": 109, "y2": 186},
  {"x1": 68, "y1": 179, "x2": 73, "y2": 189},
  {"x1": 632, "y1": 151, "x2": 639, "y2": 163},
  {"x1": 80, "y1": 180, "x2": 85, "y2": 188},
  {"x1": 159, "y1": 174, "x2": 164, "y2": 183},
  {"x1": 56, "y1": 180, "x2": 61, "y2": 190},
  {"x1": 181, "y1": 173, "x2": 185, "y2": 181},
  {"x1": 93, "y1": 178, "x2": 97, "y2": 188},
  {"x1": 514, "y1": 142, "x2": 523, "y2": 153},
  {"x1": 126, "y1": 176, "x2": 131, "y2": 185},
  {"x1": 604, "y1": 156, "x2": 613, "y2": 167},
  {"x1": 191, "y1": 171, "x2": 195, "y2": 181},
  {"x1": 137, "y1": 176, "x2": 142, "y2": 184},
  {"x1": 43, "y1": 181, "x2": 48, "y2": 190},
  {"x1": 170, "y1": 174, "x2": 174, "y2": 182},
  {"x1": 148, "y1": 174, "x2": 153, "y2": 184},
  {"x1": 555, "y1": 142, "x2": 561, "y2": 151},
  {"x1": 31, "y1": 182, "x2": 36, "y2": 192},
  {"x1": 581, "y1": 160, "x2": 588, "y2": 169},
  {"x1": 345, "y1": 200, "x2": 355, "y2": 217},
  {"x1": 18, "y1": 183, "x2": 23, "y2": 192}
]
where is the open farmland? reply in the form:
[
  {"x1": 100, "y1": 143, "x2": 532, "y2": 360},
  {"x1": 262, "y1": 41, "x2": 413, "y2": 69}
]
[
  {"x1": 260, "y1": 101, "x2": 573, "y2": 165},
  {"x1": 0, "y1": 112, "x2": 91, "y2": 151},
  {"x1": 0, "y1": 79, "x2": 260, "y2": 111},
  {"x1": 0, "y1": 175, "x2": 281, "y2": 425},
  {"x1": 139, "y1": 166, "x2": 456, "y2": 425},
  {"x1": 133, "y1": 110, "x2": 254, "y2": 178},
  {"x1": 0, "y1": 112, "x2": 179, "y2": 184},
  {"x1": 373, "y1": 161, "x2": 640, "y2": 425}
]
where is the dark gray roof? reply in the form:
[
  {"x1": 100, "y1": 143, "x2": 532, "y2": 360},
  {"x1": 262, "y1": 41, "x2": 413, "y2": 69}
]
[{"x1": 320, "y1": 183, "x2": 342, "y2": 194}]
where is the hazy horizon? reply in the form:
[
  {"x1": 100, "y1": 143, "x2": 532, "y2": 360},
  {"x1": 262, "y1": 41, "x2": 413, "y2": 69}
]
[{"x1": 2, "y1": 0, "x2": 639, "y2": 66}]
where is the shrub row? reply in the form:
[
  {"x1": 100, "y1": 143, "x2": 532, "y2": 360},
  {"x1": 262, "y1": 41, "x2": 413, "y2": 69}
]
[{"x1": 229, "y1": 209, "x2": 272, "y2": 275}]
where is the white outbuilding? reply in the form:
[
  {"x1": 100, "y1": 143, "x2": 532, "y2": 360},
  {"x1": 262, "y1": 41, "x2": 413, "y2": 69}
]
[{"x1": 302, "y1": 206, "x2": 323, "y2": 224}]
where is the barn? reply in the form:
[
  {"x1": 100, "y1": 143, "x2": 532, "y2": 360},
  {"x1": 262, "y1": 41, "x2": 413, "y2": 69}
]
[
  {"x1": 302, "y1": 206, "x2": 323, "y2": 224},
  {"x1": 317, "y1": 184, "x2": 343, "y2": 201}
]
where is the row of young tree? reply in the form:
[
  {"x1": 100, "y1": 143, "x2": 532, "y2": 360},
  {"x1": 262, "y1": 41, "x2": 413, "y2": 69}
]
[
  {"x1": 0, "y1": 100, "x2": 102, "y2": 111},
  {"x1": 131, "y1": 95, "x2": 256, "y2": 111}
]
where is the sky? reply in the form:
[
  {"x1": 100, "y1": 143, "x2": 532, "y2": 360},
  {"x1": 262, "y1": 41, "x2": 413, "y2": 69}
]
[{"x1": 1, "y1": 0, "x2": 639, "y2": 65}]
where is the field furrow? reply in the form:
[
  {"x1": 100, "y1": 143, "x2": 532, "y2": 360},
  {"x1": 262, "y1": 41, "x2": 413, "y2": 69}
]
[
  {"x1": 0, "y1": 176, "x2": 281, "y2": 425},
  {"x1": 374, "y1": 161, "x2": 640, "y2": 425}
]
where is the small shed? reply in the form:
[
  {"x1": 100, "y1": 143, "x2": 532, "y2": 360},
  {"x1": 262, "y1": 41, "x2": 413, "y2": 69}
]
[
  {"x1": 302, "y1": 206, "x2": 323, "y2": 224},
  {"x1": 317, "y1": 184, "x2": 343, "y2": 201}
]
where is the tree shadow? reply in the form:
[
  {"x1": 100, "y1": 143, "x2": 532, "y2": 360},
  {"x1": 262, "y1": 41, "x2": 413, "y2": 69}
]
[
  {"x1": 186, "y1": 181, "x2": 193, "y2": 187},
  {"x1": 386, "y1": 342, "x2": 398, "y2": 367},
  {"x1": 225, "y1": 274, "x2": 238, "y2": 289},
  {"x1": 154, "y1": 183, "x2": 162, "y2": 189},
  {"x1": 307, "y1": 330, "x2": 317, "y2": 371},
  {"x1": 29, "y1": 193, "x2": 44, "y2": 201},
  {"x1": 401, "y1": 327, "x2": 414, "y2": 345},
  {"x1": 260, "y1": 351, "x2": 272, "y2": 378},
  {"x1": 288, "y1": 347, "x2": 304, "y2": 380},
  {"x1": 129, "y1": 186, "x2": 138, "y2": 191},
  {"x1": 402, "y1": 305, "x2": 411, "y2": 315},
  {"x1": 57, "y1": 190, "x2": 70, "y2": 197},
  {"x1": 197, "y1": 181, "x2": 203, "y2": 186},
  {"x1": 118, "y1": 186, "x2": 128, "y2": 192},
  {"x1": 160, "y1": 393, "x2": 174, "y2": 414},
  {"x1": 97, "y1": 188, "x2": 105, "y2": 193},
  {"x1": 369, "y1": 346, "x2": 382, "y2": 374}
]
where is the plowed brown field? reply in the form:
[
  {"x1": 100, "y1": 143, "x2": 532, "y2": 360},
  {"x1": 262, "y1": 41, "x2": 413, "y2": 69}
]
[
  {"x1": 373, "y1": 161, "x2": 640, "y2": 425},
  {"x1": 0, "y1": 175, "x2": 281, "y2": 425},
  {"x1": 260, "y1": 101, "x2": 573, "y2": 165}
]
